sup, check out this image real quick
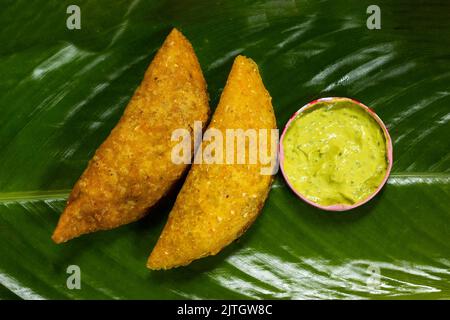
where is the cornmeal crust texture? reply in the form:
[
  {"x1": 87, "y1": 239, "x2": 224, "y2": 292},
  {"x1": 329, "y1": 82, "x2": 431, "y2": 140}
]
[
  {"x1": 52, "y1": 29, "x2": 210, "y2": 243},
  {"x1": 148, "y1": 56, "x2": 277, "y2": 269}
]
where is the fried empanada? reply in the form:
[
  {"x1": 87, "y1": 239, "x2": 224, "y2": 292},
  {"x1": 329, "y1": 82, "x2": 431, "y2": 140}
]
[
  {"x1": 52, "y1": 29, "x2": 210, "y2": 243},
  {"x1": 147, "y1": 56, "x2": 277, "y2": 269}
]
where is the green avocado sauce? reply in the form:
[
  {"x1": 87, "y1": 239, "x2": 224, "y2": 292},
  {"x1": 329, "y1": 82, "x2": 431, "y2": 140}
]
[{"x1": 282, "y1": 100, "x2": 388, "y2": 206}]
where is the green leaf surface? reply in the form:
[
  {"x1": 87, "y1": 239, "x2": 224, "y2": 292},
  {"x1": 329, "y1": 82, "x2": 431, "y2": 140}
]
[{"x1": 0, "y1": 0, "x2": 449, "y2": 299}]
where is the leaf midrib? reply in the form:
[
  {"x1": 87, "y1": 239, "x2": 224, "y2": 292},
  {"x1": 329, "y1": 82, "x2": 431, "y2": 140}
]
[{"x1": 0, "y1": 172, "x2": 448, "y2": 204}]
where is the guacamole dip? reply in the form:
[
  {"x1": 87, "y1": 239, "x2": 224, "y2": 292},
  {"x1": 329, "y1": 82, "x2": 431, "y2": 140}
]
[{"x1": 282, "y1": 99, "x2": 388, "y2": 206}]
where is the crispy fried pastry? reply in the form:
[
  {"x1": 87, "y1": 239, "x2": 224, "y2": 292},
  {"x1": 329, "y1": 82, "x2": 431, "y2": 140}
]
[
  {"x1": 147, "y1": 56, "x2": 277, "y2": 269},
  {"x1": 52, "y1": 29, "x2": 210, "y2": 243}
]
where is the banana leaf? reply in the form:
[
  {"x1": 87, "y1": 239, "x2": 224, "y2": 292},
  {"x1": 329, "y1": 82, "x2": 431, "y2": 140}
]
[{"x1": 0, "y1": 0, "x2": 449, "y2": 299}]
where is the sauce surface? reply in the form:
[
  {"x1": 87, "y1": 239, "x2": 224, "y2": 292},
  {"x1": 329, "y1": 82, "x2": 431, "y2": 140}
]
[{"x1": 282, "y1": 100, "x2": 388, "y2": 206}]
